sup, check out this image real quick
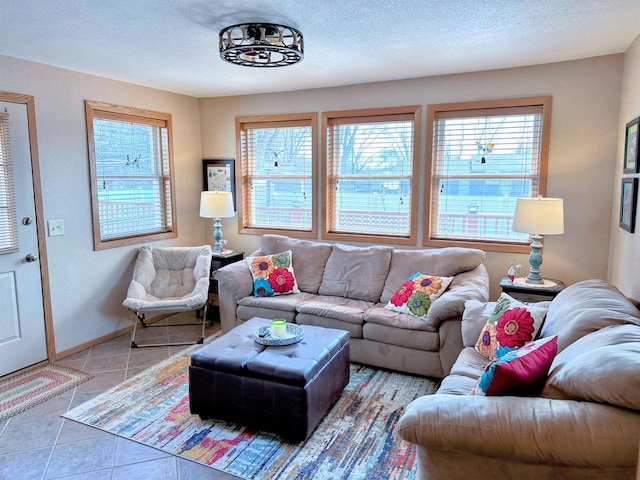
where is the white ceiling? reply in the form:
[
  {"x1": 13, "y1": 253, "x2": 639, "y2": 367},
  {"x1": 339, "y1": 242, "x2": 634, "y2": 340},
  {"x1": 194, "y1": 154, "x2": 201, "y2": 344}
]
[{"x1": 1, "y1": 0, "x2": 639, "y2": 98}]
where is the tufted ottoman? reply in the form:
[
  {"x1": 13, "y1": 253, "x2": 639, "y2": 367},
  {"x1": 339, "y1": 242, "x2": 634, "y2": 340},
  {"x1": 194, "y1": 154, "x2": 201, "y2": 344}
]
[{"x1": 189, "y1": 317, "x2": 350, "y2": 441}]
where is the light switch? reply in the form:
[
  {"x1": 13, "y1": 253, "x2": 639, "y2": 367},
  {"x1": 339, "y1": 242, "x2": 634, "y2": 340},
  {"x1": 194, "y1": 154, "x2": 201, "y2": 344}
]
[{"x1": 48, "y1": 219, "x2": 64, "y2": 237}]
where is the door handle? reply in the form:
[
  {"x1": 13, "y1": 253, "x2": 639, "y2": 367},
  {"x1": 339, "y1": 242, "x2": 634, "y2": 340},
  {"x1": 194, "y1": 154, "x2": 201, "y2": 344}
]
[{"x1": 25, "y1": 253, "x2": 38, "y2": 262}]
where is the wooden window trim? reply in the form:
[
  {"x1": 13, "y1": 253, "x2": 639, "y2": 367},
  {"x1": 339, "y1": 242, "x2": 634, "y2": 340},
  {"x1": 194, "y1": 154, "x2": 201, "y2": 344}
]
[
  {"x1": 85, "y1": 100, "x2": 177, "y2": 250},
  {"x1": 235, "y1": 112, "x2": 317, "y2": 239},
  {"x1": 423, "y1": 96, "x2": 552, "y2": 252},
  {"x1": 321, "y1": 105, "x2": 421, "y2": 245}
]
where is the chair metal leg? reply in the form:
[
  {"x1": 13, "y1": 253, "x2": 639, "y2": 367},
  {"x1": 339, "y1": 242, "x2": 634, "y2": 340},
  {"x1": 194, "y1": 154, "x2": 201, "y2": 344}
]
[{"x1": 130, "y1": 308, "x2": 208, "y2": 348}]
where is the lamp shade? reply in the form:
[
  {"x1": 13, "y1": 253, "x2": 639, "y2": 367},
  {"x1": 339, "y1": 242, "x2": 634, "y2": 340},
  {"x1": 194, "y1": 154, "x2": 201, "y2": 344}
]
[
  {"x1": 512, "y1": 197, "x2": 564, "y2": 234},
  {"x1": 199, "y1": 191, "x2": 235, "y2": 218}
]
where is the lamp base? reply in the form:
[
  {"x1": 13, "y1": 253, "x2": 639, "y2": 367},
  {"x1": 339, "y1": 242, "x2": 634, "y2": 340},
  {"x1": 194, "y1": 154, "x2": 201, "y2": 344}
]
[
  {"x1": 212, "y1": 218, "x2": 227, "y2": 255},
  {"x1": 525, "y1": 234, "x2": 545, "y2": 284}
]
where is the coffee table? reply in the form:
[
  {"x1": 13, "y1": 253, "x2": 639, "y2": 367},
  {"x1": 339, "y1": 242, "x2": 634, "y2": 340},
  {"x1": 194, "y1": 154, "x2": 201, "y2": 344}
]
[{"x1": 189, "y1": 317, "x2": 350, "y2": 441}]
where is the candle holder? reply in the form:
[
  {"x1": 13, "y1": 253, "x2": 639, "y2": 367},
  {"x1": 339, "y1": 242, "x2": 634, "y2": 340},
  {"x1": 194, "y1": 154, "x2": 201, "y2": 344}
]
[{"x1": 271, "y1": 319, "x2": 286, "y2": 338}]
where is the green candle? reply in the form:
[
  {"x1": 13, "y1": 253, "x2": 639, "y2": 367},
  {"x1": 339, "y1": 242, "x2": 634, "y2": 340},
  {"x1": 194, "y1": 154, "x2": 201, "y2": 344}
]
[{"x1": 271, "y1": 319, "x2": 286, "y2": 338}]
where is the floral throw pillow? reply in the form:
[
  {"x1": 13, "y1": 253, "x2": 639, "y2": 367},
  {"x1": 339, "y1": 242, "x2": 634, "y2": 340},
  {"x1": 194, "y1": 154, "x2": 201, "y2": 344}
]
[
  {"x1": 384, "y1": 272, "x2": 453, "y2": 319},
  {"x1": 475, "y1": 292, "x2": 548, "y2": 360},
  {"x1": 471, "y1": 335, "x2": 558, "y2": 396},
  {"x1": 247, "y1": 250, "x2": 300, "y2": 297}
]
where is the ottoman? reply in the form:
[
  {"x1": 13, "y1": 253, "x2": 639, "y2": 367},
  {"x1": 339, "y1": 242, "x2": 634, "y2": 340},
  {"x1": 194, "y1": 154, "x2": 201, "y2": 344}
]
[{"x1": 189, "y1": 317, "x2": 350, "y2": 441}]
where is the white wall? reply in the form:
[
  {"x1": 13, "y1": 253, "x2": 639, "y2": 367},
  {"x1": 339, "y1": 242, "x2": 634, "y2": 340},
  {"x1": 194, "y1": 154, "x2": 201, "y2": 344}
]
[
  {"x1": 0, "y1": 55, "x2": 204, "y2": 353},
  {"x1": 609, "y1": 33, "x2": 640, "y2": 301},
  {"x1": 199, "y1": 55, "x2": 624, "y2": 300}
]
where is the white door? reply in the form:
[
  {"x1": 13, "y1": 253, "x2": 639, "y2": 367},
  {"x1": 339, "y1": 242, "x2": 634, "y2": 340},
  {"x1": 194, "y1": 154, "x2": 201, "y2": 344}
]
[{"x1": 0, "y1": 99, "x2": 47, "y2": 377}]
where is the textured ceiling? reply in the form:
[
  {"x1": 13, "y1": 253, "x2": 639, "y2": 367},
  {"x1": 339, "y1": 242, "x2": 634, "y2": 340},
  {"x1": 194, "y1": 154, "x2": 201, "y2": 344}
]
[{"x1": 1, "y1": 0, "x2": 639, "y2": 98}]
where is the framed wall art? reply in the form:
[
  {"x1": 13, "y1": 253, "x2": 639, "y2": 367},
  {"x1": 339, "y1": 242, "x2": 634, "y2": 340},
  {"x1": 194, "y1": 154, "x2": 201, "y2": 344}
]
[
  {"x1": 619, "y1": 177, "x2": 638, "y2": 233},
  {"x1": 623, "y1": 117, "x2": 639, "y2": 174},
  {"x1": 203, "y1": 158, "x2": 236, "y2": 211}
]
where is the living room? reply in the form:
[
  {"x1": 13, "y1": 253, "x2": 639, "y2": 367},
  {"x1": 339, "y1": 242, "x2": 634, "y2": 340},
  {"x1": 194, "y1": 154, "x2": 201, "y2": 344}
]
[{"x1": 1, "y1": 1, "x2": 639, "y2": 478}]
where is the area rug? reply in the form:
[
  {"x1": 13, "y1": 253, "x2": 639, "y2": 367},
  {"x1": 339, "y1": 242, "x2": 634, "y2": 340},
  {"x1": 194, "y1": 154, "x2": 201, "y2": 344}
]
[
  {"x1": 64, "y1": 345, "x2": 438, "y2": 479},
  {"x1": 1, "y1": 364, "x2": 93, "y2": 421}
]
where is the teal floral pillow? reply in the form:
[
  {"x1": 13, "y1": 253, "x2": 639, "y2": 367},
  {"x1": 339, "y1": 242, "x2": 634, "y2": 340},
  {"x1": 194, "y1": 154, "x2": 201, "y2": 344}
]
[
  {"x1": 247, "y1": 250, "x2": 300, "y2": 297},
  {"x1": 384, "y1": 272, "x2": 453, "y2": 319}
]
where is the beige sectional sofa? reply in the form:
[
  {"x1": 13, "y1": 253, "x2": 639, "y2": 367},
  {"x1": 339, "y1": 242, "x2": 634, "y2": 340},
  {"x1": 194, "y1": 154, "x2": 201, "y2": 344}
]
[
  {"x1": 397, "y1": 279, "x2": 640, "y2": 479},
  {"x1": 214, "y1": 234, "x2": 489, "y2": 377}
]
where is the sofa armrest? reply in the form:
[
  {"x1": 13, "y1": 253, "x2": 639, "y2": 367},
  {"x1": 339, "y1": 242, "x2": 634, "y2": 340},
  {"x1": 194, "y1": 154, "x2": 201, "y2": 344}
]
[
  {"x1": 425, "y1": 264, "x2": 490, "y2": 328},
  {"x1": 397, "y1": 393, "x2": 640, "y2": 468},
  {"x1": 213, "y1": 260, "x2": 254, "y2": 301}
]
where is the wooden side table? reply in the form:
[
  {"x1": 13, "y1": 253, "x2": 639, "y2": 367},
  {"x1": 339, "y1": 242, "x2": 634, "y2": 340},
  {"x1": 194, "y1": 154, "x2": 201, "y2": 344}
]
[
  {"x1": 500, "y1": 277, "x2": 566, "y2": 303},
  {"x1": 208, "y1": 250, "x2": 244, "y2": 321}
]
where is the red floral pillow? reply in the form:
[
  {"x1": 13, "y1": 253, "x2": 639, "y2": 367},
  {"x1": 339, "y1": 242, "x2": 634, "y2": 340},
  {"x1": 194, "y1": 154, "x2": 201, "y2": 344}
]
[
  {"x1": 247, "y1": 250, "x2": 300, "y2": 297},
  {"x1": 475, "y1": 293, "x2": 548, "y2": 360},
  {"x1": 384, "y1": 272, "x2": 453, "y2": 319}
]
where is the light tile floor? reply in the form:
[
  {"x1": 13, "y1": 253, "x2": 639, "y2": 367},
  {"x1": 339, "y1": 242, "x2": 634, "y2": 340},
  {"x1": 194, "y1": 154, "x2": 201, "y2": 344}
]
[{"x1": 0, "y1": 313, "x2": 241, "y2": 480}]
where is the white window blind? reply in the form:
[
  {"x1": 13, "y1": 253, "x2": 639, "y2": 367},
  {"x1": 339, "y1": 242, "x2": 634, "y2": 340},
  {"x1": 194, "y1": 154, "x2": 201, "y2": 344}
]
[
  {"x1": 430, "y1": 104, "x2": 546, "y2": 244},
  {"x1": 86, "y1": 101, "x2": 176, "y2": 249},
  {"x1": 239, "y1": 119, "x2": 313, "y2": 232},
  {"x1": 0, "y1": 112, "x2": 18, "y2": 254},
  {"x1": 326, "y1": 112, "x2": 416, "y2": 238}
]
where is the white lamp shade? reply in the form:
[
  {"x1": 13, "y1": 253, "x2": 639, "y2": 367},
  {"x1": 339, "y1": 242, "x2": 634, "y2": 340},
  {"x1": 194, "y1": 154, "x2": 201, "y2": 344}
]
[
  {"x1": 199, "y1": 191, "x2": 235, "y2": 218},
  {"x1": 512, "y1": 197, "x2": 564, "y2": 234}
]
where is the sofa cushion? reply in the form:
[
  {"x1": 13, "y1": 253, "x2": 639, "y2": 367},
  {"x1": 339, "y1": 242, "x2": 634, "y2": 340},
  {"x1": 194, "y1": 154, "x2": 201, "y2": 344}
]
[
  {"x1": 296, "y1": 295, "x2": 374, "y2": 325},
  {"x1": 295, "y1": 313, "x2": 363, "y2": 338},
  {"x1": 362, "y1": 322, "x2": 440, "y2": 351},
  {"x1": 542, "y1": 324, "x2": 640, "y2": 410},
  {"x1": 247, "y1": 250, "x2": 300, "y2": 297},
  {"x1": 449, "y1": 347, "x2": 489, "y2": 379},
  {"x1": 318, "y1": 244, "x2": 392, "y2": 302},
  {"x1": 539, "y1": 279, "x2": 640, "y2": 352},
  {"x1": 260, "y1": 234, "x2": 333, "y2": 294},
  {"x1": 471, "y1": 336, "x2": 558, "y2": 396},
  {"x1": 474, "y1": 293, "x2": 548, "y2": 360},
  {"x1": 384, "y1": 272, "x2": 453, "y2": 319},
  {"x1": 237, "y1": 292, "x2": 317, "y2": 312},
  {"x1": 437, "y1": 374, "x2": 477, "y2": 395},
  {"x1": 363, "y1": 304, "x2": 437, "y2": 332},
  {"x1": 381, "y1": 247, "x2": 485, "y2": 303}
]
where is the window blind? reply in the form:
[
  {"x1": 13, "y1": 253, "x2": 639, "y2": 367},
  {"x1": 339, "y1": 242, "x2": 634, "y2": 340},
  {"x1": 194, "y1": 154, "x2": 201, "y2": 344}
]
[
  {"x1": 326, "y1": 114, "x2": 415, "y2": 237},
  {"x1": 430, "y1": 105, "x2": 544, "y2": 243},
  {"x1": 0, "y1": 112, "x2": 19, "y2": 254},
  {"x1": 92, "y1": 116, "x2": 173, "y2": 240},
  {"x1": 239, "y1": 119, "x2": 313, "y2": 232}
]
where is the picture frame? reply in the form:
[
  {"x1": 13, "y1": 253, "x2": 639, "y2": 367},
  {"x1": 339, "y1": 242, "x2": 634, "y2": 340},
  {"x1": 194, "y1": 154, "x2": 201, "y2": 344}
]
[
  {"x1": 203, "y1": 158, "x2": 236, "y2": 211},
  {"x1": 619, "y1": 177, "x2": 638, "y2": 233},
  {"x1": 623, "y1": 117, "x2": 639, "y2": 174}
]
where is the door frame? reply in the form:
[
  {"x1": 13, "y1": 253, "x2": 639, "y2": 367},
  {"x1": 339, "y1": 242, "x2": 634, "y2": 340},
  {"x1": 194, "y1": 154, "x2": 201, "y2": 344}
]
[{"x1": 1, "y1": 91, "x2": 56, "y2": 361}]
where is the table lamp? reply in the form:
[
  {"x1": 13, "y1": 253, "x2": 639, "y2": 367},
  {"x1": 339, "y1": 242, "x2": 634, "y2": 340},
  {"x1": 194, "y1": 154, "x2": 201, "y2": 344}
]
[
  {"x1": 200, "y1": 191, "x2": 235, "y2": 254},
  {"x1": 511, "y1": 197, "x2": 564, "y2": 284}
]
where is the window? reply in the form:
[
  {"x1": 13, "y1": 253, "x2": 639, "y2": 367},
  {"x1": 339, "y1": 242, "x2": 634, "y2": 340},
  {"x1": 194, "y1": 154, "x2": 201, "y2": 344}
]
[
  {"x1": 236, "y1": 113, "x2": 316, "y2": 237},
  {"x1": 85, "y1": 101, "x2": 176, "y2": 250},
  {"x1": 0, "y1": 111, "x2": 18, "y2": 253},
  {"x1": 426, "y1": 97, "x2": 552, "y2": 251},
  {"x1": 322, "y1": 106, "x2": 420, "y2": 244}
]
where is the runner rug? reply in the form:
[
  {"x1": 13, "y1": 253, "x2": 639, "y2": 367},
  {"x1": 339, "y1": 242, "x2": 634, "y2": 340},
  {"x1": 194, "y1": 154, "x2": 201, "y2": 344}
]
[
  {"x1": 64, "y1": 345, "x2": 438, "y2": 480},
  {"x1": 1, "y1": 364, "x2": 92, "y2": 421}
]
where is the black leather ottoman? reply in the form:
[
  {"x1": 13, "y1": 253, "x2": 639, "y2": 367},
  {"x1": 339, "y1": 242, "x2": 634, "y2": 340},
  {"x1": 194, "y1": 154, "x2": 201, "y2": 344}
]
[{"x1": 189, "y1": 317, "x2": 350, "y2": 441}]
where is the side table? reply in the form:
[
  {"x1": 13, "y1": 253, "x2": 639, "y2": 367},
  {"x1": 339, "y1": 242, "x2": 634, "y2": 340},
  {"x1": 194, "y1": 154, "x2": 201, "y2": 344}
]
[
  {"x1": 208, "y1": 250, "x2": 244, "y2": 321},
  {"x1": 500, "y1": 277, "x2": 566, "y2": 303}
]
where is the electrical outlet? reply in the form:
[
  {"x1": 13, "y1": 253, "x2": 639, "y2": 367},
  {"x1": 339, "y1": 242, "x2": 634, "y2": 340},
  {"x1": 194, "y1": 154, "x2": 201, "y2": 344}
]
[{"x1": 47, "y1": 219, "x2": 64, "y2": 237}]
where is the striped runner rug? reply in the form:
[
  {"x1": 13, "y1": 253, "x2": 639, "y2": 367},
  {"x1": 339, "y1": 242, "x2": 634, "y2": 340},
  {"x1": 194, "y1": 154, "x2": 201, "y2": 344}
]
[
  {"x1": 1, "y1": 364, "x2": 92, "y2": 421},
  {"x1": 64, "y1": 345, "x2": 438, "y2": 479}
]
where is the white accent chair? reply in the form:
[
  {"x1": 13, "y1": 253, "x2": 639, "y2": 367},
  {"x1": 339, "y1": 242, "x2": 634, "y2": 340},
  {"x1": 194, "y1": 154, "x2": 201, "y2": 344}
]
[{"x1": 123, "y1": 245, "x2": 212, "y2": 348}]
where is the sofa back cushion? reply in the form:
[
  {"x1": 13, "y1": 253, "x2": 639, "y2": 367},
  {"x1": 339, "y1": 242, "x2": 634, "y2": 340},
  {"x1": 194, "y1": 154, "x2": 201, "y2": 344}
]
[
  {"x1": 260, "y1": 234, "x2": 333, "y2": 294},
  {"x1": 381, "y1": 247, "x2": 485, "y2": 304},
  {"x1": 318, "y1": 244, "x2": 392, "y2": 302},
  {"x1": 542, "y1": 324, "x2": 640, "y2": 410},
  {"x1": 539, "y1": 279, "x2": 640, "y2": 352}
]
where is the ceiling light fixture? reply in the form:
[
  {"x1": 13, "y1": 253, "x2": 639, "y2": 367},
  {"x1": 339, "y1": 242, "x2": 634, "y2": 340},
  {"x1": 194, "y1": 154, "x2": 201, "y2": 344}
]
[{"x1": 219, "y1": 23, "x2": 304, "y2": 67}]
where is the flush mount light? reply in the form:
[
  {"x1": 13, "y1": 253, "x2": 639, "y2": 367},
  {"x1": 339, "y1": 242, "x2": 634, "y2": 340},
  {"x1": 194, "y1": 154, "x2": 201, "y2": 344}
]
[{"x1": 219, "y1": 23, "x2": 304, "y2": 67}]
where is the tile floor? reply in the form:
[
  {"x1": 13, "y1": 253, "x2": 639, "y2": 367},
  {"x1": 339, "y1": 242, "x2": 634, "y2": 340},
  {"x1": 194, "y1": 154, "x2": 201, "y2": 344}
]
[{"x1": 0, "y1": 313, "x2": 241, "y2": 480}]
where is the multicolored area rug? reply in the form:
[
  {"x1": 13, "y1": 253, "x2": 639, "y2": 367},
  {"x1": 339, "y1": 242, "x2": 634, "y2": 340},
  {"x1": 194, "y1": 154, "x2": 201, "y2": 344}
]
[
  {"x1": 64, "y1": 345, "x2": 438, "y2": 479},
  {"x1": 1, "y1": 364, "x2": 92, "y2": 421}
]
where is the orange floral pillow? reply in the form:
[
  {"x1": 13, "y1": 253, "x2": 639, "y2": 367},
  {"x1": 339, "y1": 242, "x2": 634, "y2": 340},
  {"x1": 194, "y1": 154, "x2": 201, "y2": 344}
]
[
  {"x1": 475, "y1": 293, "x2": 548, "y2": 360},
  {"x1": 247, "y1": 250, "x2": 300, "y2": 297},
  {"x1": 385, "y1": 272, "x2": 453, "y2": 319}
]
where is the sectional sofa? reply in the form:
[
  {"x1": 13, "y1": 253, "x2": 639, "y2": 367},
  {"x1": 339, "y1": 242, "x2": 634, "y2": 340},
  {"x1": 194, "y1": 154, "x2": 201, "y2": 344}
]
[{"x1": 213, "y1": 234, "x2": 489, "y2": 378}]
